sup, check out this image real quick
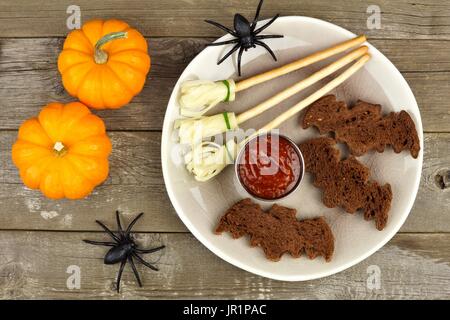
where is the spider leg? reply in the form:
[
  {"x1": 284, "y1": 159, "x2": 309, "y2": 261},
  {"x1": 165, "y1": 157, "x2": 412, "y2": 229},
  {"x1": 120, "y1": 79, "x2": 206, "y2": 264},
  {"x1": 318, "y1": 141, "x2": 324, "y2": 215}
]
[
  {"x1": 125, "y1": 212, "x2": 144, "y2": 236},
  {"x1": 115, "y1": 259, "x2": 126, "y2": 293},
  {"x1": 207, "y1": 39, "x2": 240, "y2": 47},
  {"x1": 217, "y1": 43, "x2": 241, "y2": 65},
  {"x1": 95, "y1": 220, "x2": 120, "y2": 242},
  {"x1": 135, "y1": 245, "x2": 165, "y2": 254},
  {"x1": 128, "y1": 256, "x2": 142, "y2": 287},
  {"x1": 115, "y1": 210, "x2": 124, "y2": 237},
  {"x1": 132, "y1": 253, "x2": 159, "y2": 271},
  {"x1": 205, "y1": 20, "x2": 237, "y2": 37},
  {"x1": 250, "y1": 0, "x2": 264, "y2": 31},
  {"x1": 237, "y1": 46, "x2": 245, "y2": 76},
  {"x1": 83, "y1": 239, "x2": 116, "y2": 247},
  {"x1": 254, "y1": 40, "x2": 277, "y2": 61},
  {"x1": 254, "y1": 14, "x2": 280, "y2": 35},
  {"x1": 255, "y1": 34, "x2": 284, "y2": 40}
]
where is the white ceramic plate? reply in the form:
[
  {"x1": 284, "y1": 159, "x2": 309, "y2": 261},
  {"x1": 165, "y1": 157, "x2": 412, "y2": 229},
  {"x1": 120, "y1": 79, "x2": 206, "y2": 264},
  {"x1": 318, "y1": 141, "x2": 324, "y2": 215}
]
[{"x1": 161, "y1": 16, "x2": 423, "y2": 281}]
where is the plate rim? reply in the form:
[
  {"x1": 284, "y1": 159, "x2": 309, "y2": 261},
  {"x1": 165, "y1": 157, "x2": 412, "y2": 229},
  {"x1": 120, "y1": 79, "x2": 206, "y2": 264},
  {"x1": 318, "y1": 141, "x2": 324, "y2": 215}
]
[{"x1": 160, "y1": 16, "x2": 424, "y2": 281}]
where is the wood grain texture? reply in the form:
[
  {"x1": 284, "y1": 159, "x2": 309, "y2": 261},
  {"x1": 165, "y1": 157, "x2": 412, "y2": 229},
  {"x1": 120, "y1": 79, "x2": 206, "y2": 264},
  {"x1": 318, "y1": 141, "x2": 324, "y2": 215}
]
[
  {"x1": 0, "y1": 38, "x2": 449, "y2": 132},
  {"x1": 1, "y1": 131, "x2": 449, "y2": 233},
  {"x1": 0, "y1": 131, "x2": 187, "y2": 233},
  {"x1": 0, "y1": 0, "x2": 449, "y2": 300},
  {"x1": 1, "y1": 0, "x2": 450, "y2": 40},
  {"x1": 0, "y1": 231, "x2": 449, "y2": 299}
]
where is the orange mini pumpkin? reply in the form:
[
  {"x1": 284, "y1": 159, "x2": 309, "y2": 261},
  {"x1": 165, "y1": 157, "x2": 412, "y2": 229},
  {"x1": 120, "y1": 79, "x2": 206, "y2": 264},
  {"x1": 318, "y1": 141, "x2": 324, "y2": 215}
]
[
  {"x1": 12, "y1": 102, "x2": 112, "y2": 199},
  {"x1": 58, "y1": 19, "x2": 151, "y2": 109}
]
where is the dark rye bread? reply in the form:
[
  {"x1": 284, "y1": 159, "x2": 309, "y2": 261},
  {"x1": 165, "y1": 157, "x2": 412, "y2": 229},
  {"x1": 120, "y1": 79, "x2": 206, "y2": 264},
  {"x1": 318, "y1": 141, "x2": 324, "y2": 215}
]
[
  {"x1": 215, "y1": 198, "x2": 334, "y2": 262},
  {"x1": 303, "y1": 95, "x2": 420, "y2": 158},
  {"x1": 299, "y1": 137, "x2": 392, "y2": 230}
]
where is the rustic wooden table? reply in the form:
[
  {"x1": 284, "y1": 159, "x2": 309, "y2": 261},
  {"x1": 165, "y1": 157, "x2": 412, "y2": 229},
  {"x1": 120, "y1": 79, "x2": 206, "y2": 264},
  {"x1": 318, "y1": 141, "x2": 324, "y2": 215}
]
[{"x1": 0, "y1": 0, "x2": 449, "y2": 299}]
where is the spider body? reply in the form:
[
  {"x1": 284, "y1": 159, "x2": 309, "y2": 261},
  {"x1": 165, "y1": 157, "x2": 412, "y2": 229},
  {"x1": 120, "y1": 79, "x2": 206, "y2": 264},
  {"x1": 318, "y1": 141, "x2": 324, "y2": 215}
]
[
  {"x1": 104, "y1": 242, "x2": 135, "y2": 264},
  {"x1": 205, "y1": 0, "x2": 283, "y2": 76},
  {"x1": 234, "y1": 14, "x2": 254, "y2": 50},
  {"x1": 83, "y1": 211, "x2": 165, "y2": 292}
]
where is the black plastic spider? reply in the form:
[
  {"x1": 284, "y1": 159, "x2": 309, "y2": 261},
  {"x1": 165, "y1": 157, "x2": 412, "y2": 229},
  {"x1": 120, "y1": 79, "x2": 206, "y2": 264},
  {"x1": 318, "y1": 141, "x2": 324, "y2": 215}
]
[
  {"x1": 83, "y1": 211, "x2": 165, "y2": 292},
  {"x1": 205, "y1": 0, "x2": 283, "y2": 76}
]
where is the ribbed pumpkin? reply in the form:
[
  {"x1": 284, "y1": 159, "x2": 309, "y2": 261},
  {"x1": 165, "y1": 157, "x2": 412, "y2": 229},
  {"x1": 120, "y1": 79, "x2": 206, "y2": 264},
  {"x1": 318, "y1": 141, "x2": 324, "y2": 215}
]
[
  {"x1": 58, "y1": 19, "x2": 151, "y2": 109},
  {"x1": 12, "y1": 102, "x2": 112, "y2": 199}
]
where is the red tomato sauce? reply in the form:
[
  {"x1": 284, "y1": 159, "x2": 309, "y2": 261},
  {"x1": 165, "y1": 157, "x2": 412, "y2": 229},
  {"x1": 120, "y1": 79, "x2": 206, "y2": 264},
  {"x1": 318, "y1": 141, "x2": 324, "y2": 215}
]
[{"x1": 237, "y1": 134, "x2": 302, "y2": 200}]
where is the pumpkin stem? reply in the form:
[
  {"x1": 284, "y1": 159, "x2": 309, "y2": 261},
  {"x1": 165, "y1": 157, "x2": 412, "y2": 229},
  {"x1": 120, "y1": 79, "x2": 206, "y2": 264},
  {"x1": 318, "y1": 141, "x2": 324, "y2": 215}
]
[
  {"x1": 94, "y1": 31, "x2": 128, "y2": 64},
  {"x1": 53, "y1": 141, "x2": 67, "y2": 157}
]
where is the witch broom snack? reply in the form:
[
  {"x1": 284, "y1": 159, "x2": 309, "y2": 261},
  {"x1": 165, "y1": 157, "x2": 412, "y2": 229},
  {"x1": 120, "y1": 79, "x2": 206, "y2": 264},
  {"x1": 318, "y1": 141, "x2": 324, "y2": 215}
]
[
  {"x1": 176, "y1": 46, "x2": 368, "y2": 145},
  {"x1": 185, "y1": 54, "x2": 371, "y2": 181},
  {"x1": 178, "y1": 35, "x2": 366, "y2": 117}
]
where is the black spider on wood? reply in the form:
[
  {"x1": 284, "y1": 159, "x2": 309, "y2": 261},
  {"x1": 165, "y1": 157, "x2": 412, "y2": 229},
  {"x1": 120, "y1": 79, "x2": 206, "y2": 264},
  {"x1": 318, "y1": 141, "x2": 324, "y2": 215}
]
[
  {"x1": 205, "y1": 0, "x2": 283, "y2": 76},
  {"x1": 83, "y1": 211, "x2": 165, "y2": 292}
]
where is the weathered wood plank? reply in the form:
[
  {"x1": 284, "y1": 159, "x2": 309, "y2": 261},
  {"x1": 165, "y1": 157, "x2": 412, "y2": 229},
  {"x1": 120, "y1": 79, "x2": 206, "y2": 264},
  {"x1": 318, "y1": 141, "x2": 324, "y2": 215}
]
[
  {"x1": 0, "y1": 231, "x2": 449, "y2": 299},
  {"x1": 0, "y1": 69, "x2": 174, "y2": 132},
  {"x1": 0, "y1": 38, "x2": 449, "y2": 132},
  {"x1": 402, "y1": 133, "x2": 450, "y2": 232},
  {"x1": 0, "y1": 184, "x2": 187, "y2": 233},
  {"x1": 1, "y1": 131, "x2": 449, "y2": 233},
  {"x1": 1, "y1": 0, "x2": 450, "y2": 39},
  {"x1": 0, "y1": 132, "x2": 164, "y2": 186},
  {"x1": 3, "y1": 38, "x2": 450, "y2": 76},
  {"x1": 0, "y1": 38, "x2": 209, "y2": 79},
  {"x1": 0, "y1": 131, "x2": 187, "y2": 232},
  {"x1": 0, "y1": 0, "x2": 447, "y2": 301}
]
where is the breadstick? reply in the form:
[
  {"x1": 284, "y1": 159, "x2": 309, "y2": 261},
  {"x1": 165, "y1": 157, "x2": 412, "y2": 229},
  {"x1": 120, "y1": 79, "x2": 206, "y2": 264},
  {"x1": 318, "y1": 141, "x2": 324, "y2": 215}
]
[
  {"x1": 258, "y1": 54, "x2": 371, "y2": 134},
  {"x1": 176, "y1": 46, "x2": 368, "y2": 145},
  {"x1": 184, "y1": 54, "x2": 371, "y2": 182},
  {"x1": 235, "y1": 35, "x2": 366, "y2": 92},
  {"x1": 236, "y1": 45, "x2": 368, "y2": 124}
]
